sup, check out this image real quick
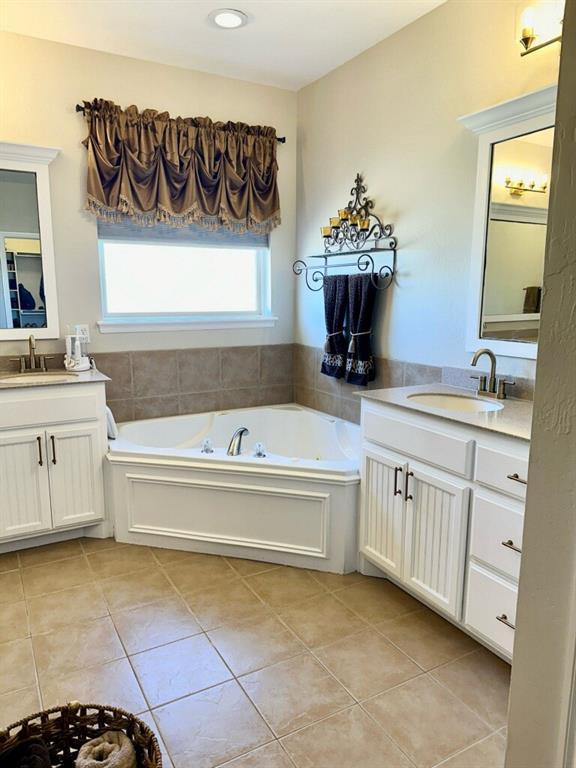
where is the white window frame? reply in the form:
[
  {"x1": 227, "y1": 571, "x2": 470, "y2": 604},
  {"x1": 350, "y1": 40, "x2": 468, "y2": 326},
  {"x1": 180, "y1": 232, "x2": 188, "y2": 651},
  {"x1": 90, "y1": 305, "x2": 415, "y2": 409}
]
[{"x1": 96, "y1": 236, "x2": 276, "y2": 333}]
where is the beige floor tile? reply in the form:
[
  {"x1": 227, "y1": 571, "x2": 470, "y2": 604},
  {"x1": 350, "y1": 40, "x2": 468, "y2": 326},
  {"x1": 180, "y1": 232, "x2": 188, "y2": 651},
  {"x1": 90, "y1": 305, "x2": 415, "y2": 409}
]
[
  {"x1": 132, "y1": 634, "x2": 232, "y2": 708},
  {"x1": 0, "y1": 551, "x2": 19, "y2": 573},
  {"x1": 80, "y1": 537, "x2": 127, "y2": 553},
  {"x1": 431, "y1": 649, "x2": 510, "y2": 729},
  {"x1": 21, "y1": 556, "x2": 94, "y2": 598},
  {"x1": 314, "y1": 628, "x2": 423, "y2": 700},
  {"x1": 278, "y1": 593, "x2": 367, "y2": 648},
  {"x1": 19, "y1": 538, "x2": 83, "y2": 568},
  {"x1": 435, "y1": 731, "x2": 507, "y2": 768},
  {"x1": 376, "y1": 609, "x2": 479, "y2": 670},
  {"x1": 225, "y1": 557, "x2": 280, "y2": 577},
  {"x1": 307, "y1": 570, "x2": 369, "y2": 591},
  {"x1": 153, "y1": 680, "x2": 273, "y2": 768},
  {"x1": 33, "y1": 616, "x2": 125, "y2": 682},
  {"x1": 139, "y1": 710, "x2": 174, "y2": 767},
  {"x1": 363, "y1": 675, "x2": 491, "y2": 768},
  {"x1": 112, "y1": 596, "x2": 202, "y2": 654},
  {"x1": 334, "y1": 579, "x2": 421, "y2": 623},
  {"x1": 87, "y1": 544, "x2": 156, "y2": 579},
  {"x1": 164, "y1": 555, "x2": 237, "y2": 594},
  {"x1": 0, "y1": 686, "x2": 40, "y2": 728},
  {"x1": 218, "y1": 741, "x2": 294, "y2": 767},
  {"x1": 0, "y1": 571, "x2": 24, "y2": 605},
  {"x1": 208, "y1": 615, "x2": 305, "y2": 676},
  {"x1": 184, "y1": 580, "x2": 269, "y2": 631},
  {"x1": 27, "y1": 582, "x2": 108, "y2": 635},
  {"x1": 0, "y1": 637, "x2": 36, "y2": 695},
  {"x1": 281, "y1": 705, "x2": 412, "y2": 768},
  {"x1": 99, "y1": 568, "x2": 176, "y2": 612},
  {"x1": 246, "y1": 567, "x2": 326, "y2": 609},
  {"x1": 0, "y1": 601, "x2": 29, "y2": 644},
  {"x1": 41, "y1": 657, "x2": 147, "y2": 713},
  {"x1": 241, "y1": 653, "x2": 354, "y2": 737}
]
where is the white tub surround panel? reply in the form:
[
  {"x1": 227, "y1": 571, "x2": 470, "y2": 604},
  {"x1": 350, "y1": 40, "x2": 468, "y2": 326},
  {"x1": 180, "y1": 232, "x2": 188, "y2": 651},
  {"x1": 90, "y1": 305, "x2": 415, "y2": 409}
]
[
  {"x1": 0, "y1": 374, "x2": 109, "y2": 547},
  {"x1": 108, "y1": 406, "x2": 360, "y2": 574},
  {"x1": 358, "y1": 386, "x2": 531, "y2": 661}
]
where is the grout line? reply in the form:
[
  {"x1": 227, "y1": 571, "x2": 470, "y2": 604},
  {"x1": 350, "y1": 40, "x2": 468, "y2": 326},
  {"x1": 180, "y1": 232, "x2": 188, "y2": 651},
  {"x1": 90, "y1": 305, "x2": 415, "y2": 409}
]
[{"x1": 430, "y1": 728, "x2": 507, "y2": 768}]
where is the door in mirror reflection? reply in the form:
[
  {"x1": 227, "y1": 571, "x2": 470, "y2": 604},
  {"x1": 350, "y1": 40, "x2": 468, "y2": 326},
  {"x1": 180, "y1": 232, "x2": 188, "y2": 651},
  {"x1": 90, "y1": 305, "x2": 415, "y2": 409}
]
[
  {"x1": 481, "y1": 126, "x2": 554, "y2": 343},
  {"x1": 0, "y1": 170, "x2": 46, "y2": 330}
]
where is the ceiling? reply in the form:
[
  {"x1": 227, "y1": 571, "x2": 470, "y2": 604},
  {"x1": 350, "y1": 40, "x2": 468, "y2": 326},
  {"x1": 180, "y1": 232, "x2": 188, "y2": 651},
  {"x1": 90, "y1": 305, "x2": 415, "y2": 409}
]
[{"x1": 1, "y1": 0, "x2": 446, "y2": 90}]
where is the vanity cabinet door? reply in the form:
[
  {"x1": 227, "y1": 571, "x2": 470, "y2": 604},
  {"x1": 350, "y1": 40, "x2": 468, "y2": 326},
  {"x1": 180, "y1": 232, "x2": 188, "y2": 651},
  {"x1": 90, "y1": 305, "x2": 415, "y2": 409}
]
[
  {"x1": 402, "y1": 462, "x2": 470, "y2": 619},
  {"x1": 47, "y1": 423, "x2": 105, "y2": 529},
  {"x1": 0, "y1": 429, "x2": 52, "y2": 539},
  {"x1": 360, "y1": 445, "x2": 407, "y2": 578}
]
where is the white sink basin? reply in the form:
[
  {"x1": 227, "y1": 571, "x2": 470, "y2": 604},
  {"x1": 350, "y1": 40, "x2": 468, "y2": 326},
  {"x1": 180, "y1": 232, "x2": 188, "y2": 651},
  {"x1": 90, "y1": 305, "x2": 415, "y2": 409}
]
[
  {"x1": 408, "y1": 392, "x2": 504, "y2": 413},
  {"x1": 0, "y1": 372, "x2": 79, "y2": 384}
]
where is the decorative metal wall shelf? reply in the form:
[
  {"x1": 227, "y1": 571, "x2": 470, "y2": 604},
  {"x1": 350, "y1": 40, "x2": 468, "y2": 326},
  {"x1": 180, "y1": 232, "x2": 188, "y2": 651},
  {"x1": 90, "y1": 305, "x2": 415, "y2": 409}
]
[{"x1": 293, "y1": 174, "x2": 398, "y2": 292}]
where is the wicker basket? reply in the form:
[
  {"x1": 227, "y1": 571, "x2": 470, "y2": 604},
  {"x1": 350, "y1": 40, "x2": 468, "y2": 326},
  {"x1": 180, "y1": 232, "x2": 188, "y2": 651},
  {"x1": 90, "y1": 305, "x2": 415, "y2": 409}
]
[{"x1": 0, "y1": 702, "x2": 162, "y2": 767}]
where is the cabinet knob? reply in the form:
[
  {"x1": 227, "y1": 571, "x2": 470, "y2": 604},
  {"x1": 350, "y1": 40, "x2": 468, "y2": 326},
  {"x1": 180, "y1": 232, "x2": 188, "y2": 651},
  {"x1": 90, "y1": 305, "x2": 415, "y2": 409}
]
[
  {"x1": 501, "y1": 539, "x2": 522, "y2": 554},
  {"x1": 506, "y1": 473, "x2": 527, "y2": 485},
  {"x1": 496, "y1": 613, "x2": 516, "y2": 630}
]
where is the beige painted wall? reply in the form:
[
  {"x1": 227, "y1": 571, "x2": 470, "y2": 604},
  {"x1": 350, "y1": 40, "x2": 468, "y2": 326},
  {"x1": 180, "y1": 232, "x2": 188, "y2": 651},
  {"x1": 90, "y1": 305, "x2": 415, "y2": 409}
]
[
  {"x1": 0, "y1": 32, "x2": 297, "y2": 354},
  {"x1": 295, "y1": 0, "x2": 560, "y2": 379}
]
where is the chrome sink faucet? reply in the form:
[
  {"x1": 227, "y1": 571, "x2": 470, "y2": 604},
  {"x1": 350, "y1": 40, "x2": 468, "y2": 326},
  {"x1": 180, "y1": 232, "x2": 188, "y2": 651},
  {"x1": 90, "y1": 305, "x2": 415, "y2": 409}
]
[
  {"x1": 10, "y1": 334, "x2": 53, "y2": 373},
  {"x1": 470, "y1": 348, "x2": 514, "y2": 400},
  {"x1": 227, "y1": 427, "x2": 250, "y2": 456}
]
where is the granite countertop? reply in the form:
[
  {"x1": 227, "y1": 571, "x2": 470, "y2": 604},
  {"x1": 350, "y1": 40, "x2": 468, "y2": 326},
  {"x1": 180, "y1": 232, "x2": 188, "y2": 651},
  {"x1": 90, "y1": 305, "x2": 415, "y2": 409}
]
[
  {"x1": 0, "y1": 368, "x2": 110, "y2": 390},
  {"x1": 358, "y1": 383, "x2": 533, "y2": 441}
]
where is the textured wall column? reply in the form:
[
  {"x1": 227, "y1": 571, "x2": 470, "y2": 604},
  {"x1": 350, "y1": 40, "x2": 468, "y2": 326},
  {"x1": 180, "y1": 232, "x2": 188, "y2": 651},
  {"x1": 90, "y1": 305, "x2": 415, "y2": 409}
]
[{"x1": 506, "y1": 2, "x2": 576, "y2": 765}]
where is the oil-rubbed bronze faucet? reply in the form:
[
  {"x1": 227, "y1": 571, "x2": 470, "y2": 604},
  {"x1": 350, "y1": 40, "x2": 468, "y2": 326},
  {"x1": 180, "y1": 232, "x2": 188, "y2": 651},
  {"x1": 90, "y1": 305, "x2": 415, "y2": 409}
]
[
  {"x1": 470, "y1": 348, "x2": 515, "y2": 400},
  {"x1": 10, "y1": 334, "x2": 53, "y2": 373}
]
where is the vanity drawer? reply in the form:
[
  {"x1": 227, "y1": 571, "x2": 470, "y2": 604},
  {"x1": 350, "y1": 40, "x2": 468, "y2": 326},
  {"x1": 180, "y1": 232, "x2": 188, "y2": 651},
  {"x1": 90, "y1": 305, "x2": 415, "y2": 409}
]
[
  {"x1": 470, "y1": 494, "x2": 524, "y2": 580},
  {"x1": 363, "y1": 410, "x2": 474, "y2": 477},
  {"x1": 475, "y1": 445, "x2": 529, "y2": 500},
  {"x1": 466, "y1": 563, "x2": 517, "y2": 657}
]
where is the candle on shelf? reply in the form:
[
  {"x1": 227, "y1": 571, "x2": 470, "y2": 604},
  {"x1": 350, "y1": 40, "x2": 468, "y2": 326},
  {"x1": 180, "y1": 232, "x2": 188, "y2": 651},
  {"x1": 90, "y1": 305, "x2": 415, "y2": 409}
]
[
  {"x1": 349, "y1": 214, "x2": 359, "y2": 226},
  {"x1": 330, "y1": 217, "x2": 341, "y2": 228},
  {"x1": 321, "y1": 226, "x2": 332, "y2": 237},
  {"x1": 338, "y1": 209, "x2": 350, "y2": 219},
  {"x1": 359, "y1": 219, "x2": 370, "y2": 230}
]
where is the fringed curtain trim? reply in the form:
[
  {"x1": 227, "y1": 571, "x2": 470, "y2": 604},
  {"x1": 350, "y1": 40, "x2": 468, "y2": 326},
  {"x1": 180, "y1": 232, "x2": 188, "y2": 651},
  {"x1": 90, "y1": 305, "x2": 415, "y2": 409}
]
[{"x1": 81, "y1": 99, "x2": 281, "y2": 234}]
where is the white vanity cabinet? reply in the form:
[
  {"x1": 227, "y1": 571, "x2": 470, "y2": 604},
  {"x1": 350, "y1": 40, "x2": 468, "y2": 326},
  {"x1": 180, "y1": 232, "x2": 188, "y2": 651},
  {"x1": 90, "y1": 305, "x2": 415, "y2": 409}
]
[
  {"x1": 0, "y1": 379, "x2": 108, "y2": 543},
  {"x1": 359, "y1": 393, "x2": 530, "y2": 661}
]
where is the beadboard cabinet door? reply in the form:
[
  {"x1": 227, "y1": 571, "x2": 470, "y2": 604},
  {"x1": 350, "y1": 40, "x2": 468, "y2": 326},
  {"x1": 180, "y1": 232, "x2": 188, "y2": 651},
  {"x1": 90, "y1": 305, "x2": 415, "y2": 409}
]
[
  {"x1": 360, "y1": 445, "x2": 407, "y2": 578},
  {"x1": 47, "y1": 423, "x2": 105, "y2": 529},
  {"x1": 403, "y1": 461, "x2": 470, "y2": 619},
  {"x1": 0, "y1": 429, "x2": 52, "y2": 538}
]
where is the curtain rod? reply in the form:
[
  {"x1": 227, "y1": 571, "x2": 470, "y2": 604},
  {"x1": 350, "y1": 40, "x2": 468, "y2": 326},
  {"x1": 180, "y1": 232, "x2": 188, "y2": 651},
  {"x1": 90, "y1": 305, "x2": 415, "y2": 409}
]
[{"x1": 74, "y1": 104, "x2": 286, "y2": 143}]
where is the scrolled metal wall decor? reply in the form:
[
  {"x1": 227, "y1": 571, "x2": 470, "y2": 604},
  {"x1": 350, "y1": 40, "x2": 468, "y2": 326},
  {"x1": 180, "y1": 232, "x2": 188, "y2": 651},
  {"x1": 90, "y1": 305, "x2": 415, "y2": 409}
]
[{"x1": 293, "y1": 174, "x2": 398, "y2": 292}]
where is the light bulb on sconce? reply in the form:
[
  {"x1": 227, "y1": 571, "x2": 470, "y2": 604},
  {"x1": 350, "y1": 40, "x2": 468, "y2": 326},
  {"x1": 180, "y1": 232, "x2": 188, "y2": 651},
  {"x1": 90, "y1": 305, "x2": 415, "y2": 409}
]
[
  {"x1": 520, "y1": 7, "x2": 536, "y2": 50},
  {"x1": 504, "y1": 174, "x2": 548, "y2": 196},
  {"x1": 518, "y1": 3, "x2": 563, "y2": 56}
]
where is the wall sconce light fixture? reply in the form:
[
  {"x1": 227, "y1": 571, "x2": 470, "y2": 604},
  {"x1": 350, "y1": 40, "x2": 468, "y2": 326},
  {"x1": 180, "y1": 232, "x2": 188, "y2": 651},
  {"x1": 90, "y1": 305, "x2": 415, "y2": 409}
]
[
  {"x1": 519, "y1": 6, "x2": 563, "y2": 56},
  {"x1": 505, "y1": 175, "x2": 548, "y2": 196}
]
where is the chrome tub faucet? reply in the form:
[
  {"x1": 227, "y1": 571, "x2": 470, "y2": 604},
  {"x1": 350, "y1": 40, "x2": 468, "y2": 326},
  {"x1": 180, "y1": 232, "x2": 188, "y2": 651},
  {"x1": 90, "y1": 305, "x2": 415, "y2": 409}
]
[{"x1": 227, "y1": 427, "x2": 250, "y2": 456}]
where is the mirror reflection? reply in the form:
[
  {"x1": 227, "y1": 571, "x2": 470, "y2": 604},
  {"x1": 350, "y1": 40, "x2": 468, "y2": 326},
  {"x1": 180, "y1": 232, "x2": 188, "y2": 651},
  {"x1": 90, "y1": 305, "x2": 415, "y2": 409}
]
[
  {"x1": 481, "y1": 126, "x2": 553, "y2": 343},
  {"x1": 0, "y1": 169, "x2": 46, "y2": 330}
]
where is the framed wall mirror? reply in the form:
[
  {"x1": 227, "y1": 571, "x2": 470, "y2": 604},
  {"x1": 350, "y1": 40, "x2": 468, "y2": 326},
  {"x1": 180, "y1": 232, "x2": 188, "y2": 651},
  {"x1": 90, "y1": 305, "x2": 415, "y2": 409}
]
[
  {"x1": 460, "y1": 86, "x2": 557, "y2": 360},
  {"x1": 0, "y1": 143, "x2": 60, "y2": 340}
]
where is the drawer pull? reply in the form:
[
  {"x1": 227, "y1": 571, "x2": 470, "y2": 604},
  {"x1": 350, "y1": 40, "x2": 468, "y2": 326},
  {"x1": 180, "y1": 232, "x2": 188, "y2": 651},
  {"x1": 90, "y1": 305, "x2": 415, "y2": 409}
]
[
  {"x1": 50, "y1": 435, "x2": 57, "y2": 465},
  {"x1": 393, "y1": 466, "x2": 403, "y2": 496},
  {"x1": 36, "y1": 436, "x2": 43, "y2": 467},
  {"x1": 405, "y1": 470, "x2": 414, "y2": 501},
  {"x1": 496, "y1": 613, "x2": 516, "y2": 630},
  {"x1": 507, "y1": 473, "x2": 527, "y2": 485},
  {"x1": 501, "y1": 539, "x2": 522, "y2": 554}
]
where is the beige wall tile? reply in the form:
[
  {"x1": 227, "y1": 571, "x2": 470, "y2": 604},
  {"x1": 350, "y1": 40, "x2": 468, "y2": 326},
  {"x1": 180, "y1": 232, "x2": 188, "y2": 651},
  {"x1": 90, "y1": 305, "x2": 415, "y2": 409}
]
[
  {"x1": 313, "y1": 392, "x2": 340, "y2": 418},
  {"x1": 369, "y1": 358, "x2": 405, "y2": 390},
  {"x1": 258, "y1": 385, "x2": 294, "y2": 406},
  {"x1": 293, "y1": 385, "x2": 316, "y2": 409},
  {"x1": 132, "y1": 350, "x2": 178, "y2": 397},
  {"x1": 403, "y1": 362, "x2": 442, "y2": 387},
  {"x1": 107, "y1": 399, "x2": 135, "y2": 423},
  {"x1": 363, "y1": 675, "x2": 491, "y2": 768},
  {"x1": 179, "y1": 391, "x2": 220, "y2": 415},
  {"x1": 131, "y1": 634, "x2": 232, "y2": 708},
  {"x1": 152, "y1": 680, "x2": 273, "y2": 768},
  {"x1": 260, "y1": 345, "x2": 294, "y2": 385},
  {"x1": 340, "y1": 396, "x2": 361, "y2": 424},
  {"x1": 178, "y1": 348, "x2": 221, "y2": 393},
  {"x1": 241, "y1": 653, "x2": 354, "y2": 736},
  {"x1": 221, "y1": 347, "x2": 260, "y2": 389},
  {"x1": 133, "y1": 395, "x2": 180, "y2": 420},
  {"x1": 95, "y1": 352, "x2": 133, "y2": 399},
  {"x1": 293, "y1": 345, "x2": 317, "y2": 388},
  {"x1": 218, "y1": 387, "x2": 262, "y2": 410},
  {"x1": 112, "y1": 597, "x2": 202, "y2": 654}
]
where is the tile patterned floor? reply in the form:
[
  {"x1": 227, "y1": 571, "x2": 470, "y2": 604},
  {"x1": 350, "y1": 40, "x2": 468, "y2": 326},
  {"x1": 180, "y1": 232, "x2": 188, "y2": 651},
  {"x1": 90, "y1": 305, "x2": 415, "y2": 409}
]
[{"x1": 0, "y1": 540, "x2": 510, "y2": 768}]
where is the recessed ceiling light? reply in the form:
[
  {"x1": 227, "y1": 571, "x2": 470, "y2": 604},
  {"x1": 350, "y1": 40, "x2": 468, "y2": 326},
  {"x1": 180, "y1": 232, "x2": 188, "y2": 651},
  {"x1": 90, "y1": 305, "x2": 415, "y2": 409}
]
[{"x1": 208, "y1": 8, "x2": 249, "y2": 29}]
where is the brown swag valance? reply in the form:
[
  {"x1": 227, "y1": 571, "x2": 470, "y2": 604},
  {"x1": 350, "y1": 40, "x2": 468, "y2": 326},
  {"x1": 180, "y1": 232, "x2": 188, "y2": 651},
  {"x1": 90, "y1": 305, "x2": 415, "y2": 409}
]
[{"x1": 81, "y1": 99, "x2": 281, "y2": 234}]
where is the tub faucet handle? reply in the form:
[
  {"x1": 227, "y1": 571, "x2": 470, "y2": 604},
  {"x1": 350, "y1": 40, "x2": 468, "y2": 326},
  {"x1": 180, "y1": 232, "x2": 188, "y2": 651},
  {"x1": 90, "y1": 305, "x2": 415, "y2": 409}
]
[
  {"x1": 201, "y1": 438, "x2": 214, "y2": 454},
  {"x1": 254, "y1": 442, "x2": 267, "y2": 458}
]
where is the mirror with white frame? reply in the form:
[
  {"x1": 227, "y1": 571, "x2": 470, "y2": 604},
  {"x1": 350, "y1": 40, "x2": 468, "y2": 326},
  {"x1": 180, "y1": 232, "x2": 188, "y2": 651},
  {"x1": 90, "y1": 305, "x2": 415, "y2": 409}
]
[
  {"x1": 460, "y1": 85, "x2": 557, "y2": 360},
  {"x1": 0, "y1": 143, "x2": 60, "y2": 340}
]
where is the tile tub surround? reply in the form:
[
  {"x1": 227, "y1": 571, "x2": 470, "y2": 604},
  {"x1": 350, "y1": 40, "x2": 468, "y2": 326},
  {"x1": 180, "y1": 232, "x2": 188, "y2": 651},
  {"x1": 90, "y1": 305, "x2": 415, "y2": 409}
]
[{"x1": 0, "y1": 537, "x2": 510, "y2": 768}]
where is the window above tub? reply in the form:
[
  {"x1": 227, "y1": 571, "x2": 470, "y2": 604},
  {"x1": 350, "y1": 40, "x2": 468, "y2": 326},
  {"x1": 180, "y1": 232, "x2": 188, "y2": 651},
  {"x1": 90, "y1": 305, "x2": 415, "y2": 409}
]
[{"x1": 97, "y1": 221, "x2": 275, "y2": 333}]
